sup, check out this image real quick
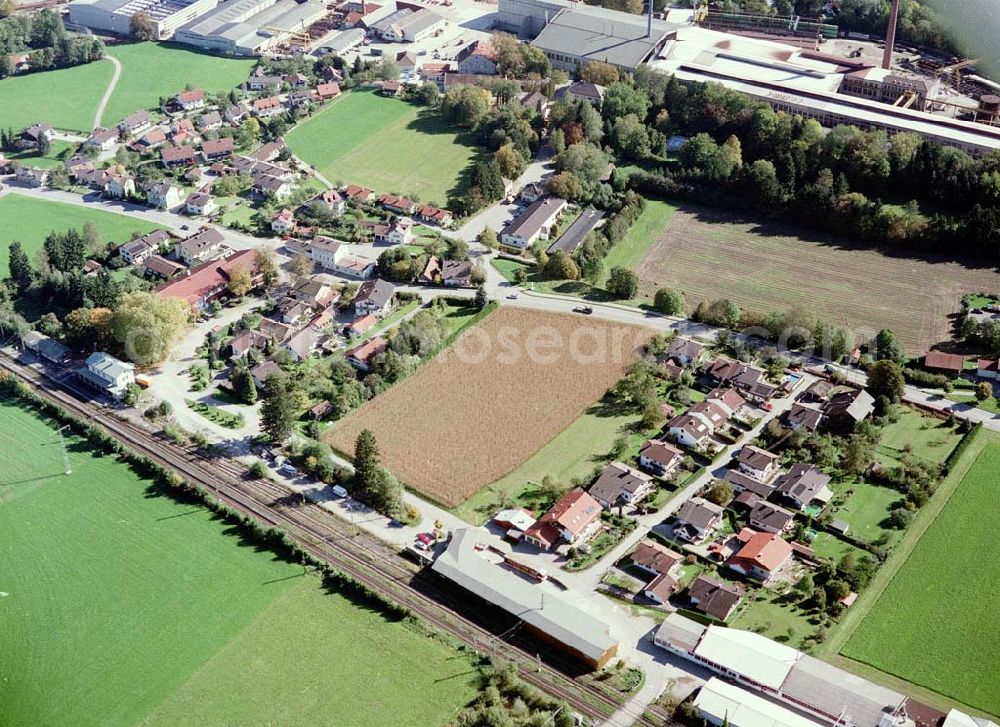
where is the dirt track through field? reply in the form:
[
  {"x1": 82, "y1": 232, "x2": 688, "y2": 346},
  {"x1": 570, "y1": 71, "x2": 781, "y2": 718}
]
[
  {"x1": 636, "y1": 206, "x2": 1000, "y2": 353},
  {"x1": 326, "y1": 308, "x2": 650, "y2": 507}
]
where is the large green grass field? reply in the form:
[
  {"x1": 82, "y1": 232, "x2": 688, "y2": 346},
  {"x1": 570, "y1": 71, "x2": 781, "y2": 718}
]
[
  {"x1": 0, "y1": 59, "x2": 114, "y2": 132},
  {"x1": 0, "y1": 399, "x2": 476, "y2": 726},
  {"x1": 0, "y1": 192, "x2": 162, "y2": 271},
  {"x1": 101, "y1": 43, "x2": 256, "y2": 126},
  {"x1": 286, "y1": 89, "x2": 482, "y2": 206},
  {"x1": 840, "y1": 440, "x2": 1000, "y2": 716},
  {"x1": 0, "y1": 43, "x2": 254, "y2": 133}
]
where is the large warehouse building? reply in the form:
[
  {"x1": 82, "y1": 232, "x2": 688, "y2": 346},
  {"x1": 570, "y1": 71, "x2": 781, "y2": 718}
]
[
  {"x1": 649, "y1": 25, "x2": 1000, "y2": 155},
  {"x1": 173, "y1": 0, "x2": 327, "y2": 54},
  {"x1": 432, "y1": 529, "x2": 619, "y2": 669},
  {"x1": 498, "y1": 0, "x2": 680, "y2": 71},
  {"x1": 68, "y1": 0, "x2": 218, "y2": 39}
]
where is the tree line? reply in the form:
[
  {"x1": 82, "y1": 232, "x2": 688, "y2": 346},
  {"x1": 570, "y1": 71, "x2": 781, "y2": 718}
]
[
  {"x1": 0, "y1": 10, "x2": 104, "y2": 79},
  {"x1": 620, "y1": 72, "x2": 1000, "y2": 260}
]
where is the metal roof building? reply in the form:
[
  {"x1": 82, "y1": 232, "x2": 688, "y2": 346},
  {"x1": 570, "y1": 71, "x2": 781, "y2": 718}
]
[
  {"x1": 654, "y1": 615, "x2": 916, "y2": 727},
  {"x1": 694, "y1": 678, "x2": 825, "y2": 727},
  {"x1": 174, "y1": 0, "x2": 327, "y2": 54},
  {"x1": 530, "y1": 7, "x2": 672, "y2": 71},
  {"x1": 432, "y1": 529, "x2": 619, "y2": 669},
  {"x1": 69, "y1": 0, "x2": 218, "y2": 40},
  {"x1": 547, "y1": 207, "x2": 604, "y2": 254}
]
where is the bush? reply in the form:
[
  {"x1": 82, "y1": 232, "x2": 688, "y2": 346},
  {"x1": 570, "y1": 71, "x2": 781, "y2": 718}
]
[{"x1": 606, "y1": 267, "x2": 638, "y2": 299}]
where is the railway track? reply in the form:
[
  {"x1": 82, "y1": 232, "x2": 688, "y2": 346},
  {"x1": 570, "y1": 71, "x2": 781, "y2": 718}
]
[{"x1": 0, "y1": 354, "x2": 676, "y2": 727}]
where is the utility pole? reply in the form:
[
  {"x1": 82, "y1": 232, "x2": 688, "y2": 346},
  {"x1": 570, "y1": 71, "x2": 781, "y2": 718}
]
[{"x1": 56, "y1": 425, "x2": 71, "y2": 476}]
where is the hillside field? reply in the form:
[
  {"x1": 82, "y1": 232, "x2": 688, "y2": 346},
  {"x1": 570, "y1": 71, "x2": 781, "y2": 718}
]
[
  {"x1": 326, "y1": 307, "x2": 650, "y2": 506},
  {"x1": 101, "y1": 43, "x2": 256, "y2": 126},
  {"x1": 0, "y1": 398, "x2": 476, "y2": 727},
  {"x1": 0, "y1": 192, "x2": 162, "y2": 271},
  {"x1": 286, "y1": 89, "x2": 482, "y2": 206},
  {"x1": 0, "y1": 59, "x2": 114, "y2": 132},
  {"x1": 633, "y1": 205, "x2": 1000, "y2": 353},
  {"x1": 841, "y1": 440, "x2": 1000, "y2": 716}
]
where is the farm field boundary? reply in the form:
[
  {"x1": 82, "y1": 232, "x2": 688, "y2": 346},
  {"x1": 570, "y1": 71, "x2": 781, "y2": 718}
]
[{"x1": 326, "y1": 307, "x2": 651, "y2": 507}]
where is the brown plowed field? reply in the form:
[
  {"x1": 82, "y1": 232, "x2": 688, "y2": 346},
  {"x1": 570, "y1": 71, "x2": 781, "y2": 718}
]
[
  {"x1": 635, "y1": 206, "x2": 1000, "y2": 354},
  {"x1": 325, "y1": 308, "x2": 650, "y2": 507}
]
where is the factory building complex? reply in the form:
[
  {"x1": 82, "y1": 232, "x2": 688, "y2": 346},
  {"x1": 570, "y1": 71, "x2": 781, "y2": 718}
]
[
  {"x1": 497, "y1": 0, "x2": 1000, "y2": 154},
  {"x1": 69, "y1": 0, "x2": 218, "y2": 40}
]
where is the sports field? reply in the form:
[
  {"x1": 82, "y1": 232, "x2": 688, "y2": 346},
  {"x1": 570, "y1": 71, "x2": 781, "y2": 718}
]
[
  {"x1": 286, "y1": 89, "x2": 481, "y2": 206},
  {"x1": 0, "y1": 59, "x2": 114, "y2": 132},
  {"x1": 0, "y1": 399, "x2": 476, "y2": 726},
  {"x1": 326, "y1": 307, "x2": 650, "y2": 506},
  {"x1": 101, "y1": 43, "x2": 256, "y2": 126},
  {"x1": 633, "y1": 205, "x2": 1000, "y2": 353},
  {"x1": 841, "y1": 441, "x2": 1000, "y2": 716},
  {"x1": 0, "y1": 192, "x2": 162, "y2": 271}
]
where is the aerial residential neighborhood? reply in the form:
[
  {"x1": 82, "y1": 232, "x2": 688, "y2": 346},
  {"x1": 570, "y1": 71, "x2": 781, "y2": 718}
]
[{"x1": 1, "y1": 0, "x2": 999, "y2": 725}]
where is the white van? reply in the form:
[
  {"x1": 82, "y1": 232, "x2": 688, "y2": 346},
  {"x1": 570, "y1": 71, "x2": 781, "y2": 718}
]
[{"x1": 331, "y1": 485, "x2": 349, "y2": 498}]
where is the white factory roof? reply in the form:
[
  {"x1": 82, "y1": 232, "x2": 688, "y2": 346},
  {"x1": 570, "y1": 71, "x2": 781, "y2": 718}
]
[
  {"x1": 944, "y1": 711, "x2": 1000, "y2": 727},
  {"x1": 650, "y1": 61, "x2": 1000, "y2": 153},
  {"x1": 179, "y1": 0, "x2": 325, "y2": 51},
  {"x1": 694, "y1": 678, "x2": 824, "y2": 727},
  {"x1": 656, "y1": 26, "x2": 850, "y2": 93},
  {"x1": 432, "y1": 528, "x2": 617, "y2": 662},
  {"x1": 694, "y1": 625, "x2": 799, "y2": 690}
]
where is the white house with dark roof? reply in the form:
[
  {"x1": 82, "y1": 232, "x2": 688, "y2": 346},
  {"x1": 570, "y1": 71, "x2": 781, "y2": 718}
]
[
  {"x1": 77, "y1": 351, "x2": 135, "y2": 398},
  {"x1": 734, "y1": 445, "x2": 779, "y2": 482},
  {"x1": 673, "y1": 497, "x2": 723, "y2": 543},
  {"x1": 638, "y1": 439, "x2": 683, "y2": 478},
  {"x1": 353, "y1": 278, "x2": 395, "y2": 317},
  {"x1": 587, "y1": 460, "x2": 653, "y2": 510},
  {"x1": 773, "y1": 464, "x2": 833, "y2": 511},
  {"x1": 500, "y1": 196, "x2": 567, "y2": 249}
]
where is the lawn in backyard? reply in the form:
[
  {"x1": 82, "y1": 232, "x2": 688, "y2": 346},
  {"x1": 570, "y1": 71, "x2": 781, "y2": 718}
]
[
  {"x1": 874, "y1": 408, "x2": 962, "y2": 467},
  {"x1": 730, "y1": 585, "x2": 818, "y2": 650},
  {"x1": 6, "y1": 140, "x2": 79, "y2": 169},
  {"x1": 100, "y1": 43, "x2": 256, "y2": 126},
  {"x1": 841, "y1": 441, "x2": 1000, "y2": 716},
  {"x1": 286, "y1": 89, "x2": 482, "y2": 206},
  {"x1": 632, "y1": 204, "x2": 1000, "y2": 353},
  {"x1": 0, "y1": 398, "x2": 476, "y2": 727},
  {"x1": 0, "y1": 59, "x2": 114, "y2": 132},
  {"x1": 829, "y1": 479, "x2": 905, "y2": 547},
  {"x1": 810, "y1": 532, "x2": 869, "y2": 564},
  {"x1": 453, "y1": 398, "x2": 641, "y2": 524},
  {"x1": 0, "y1": 192, "x2": 163, "y2": 271}
]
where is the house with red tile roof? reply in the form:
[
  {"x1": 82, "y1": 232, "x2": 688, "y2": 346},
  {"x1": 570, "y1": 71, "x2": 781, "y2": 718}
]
[
  {"x1": 379, "y1": 193, "x2": 417, "y2": 215},
  {"x1": 343, "y1": 184, "x2": 375, "y2": 203},
  {"x1": 523, "y1": 488, "x2": 602, "y2": 550},
  {"x1": 924, "y1": 349, "x2": 965, "y2": 376},
  {"x1": 346, "y1": 336, "x2": 388, "y2": 371},
  {"x1": 156, "y1": 249, "x2": 258, "y2": 311},
  {"x1": 727, "y1": 530, "x2": 793, "y2": 581},
  {"x1": 316, "y1": 82, "x2": 341, "y2": 100}
]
